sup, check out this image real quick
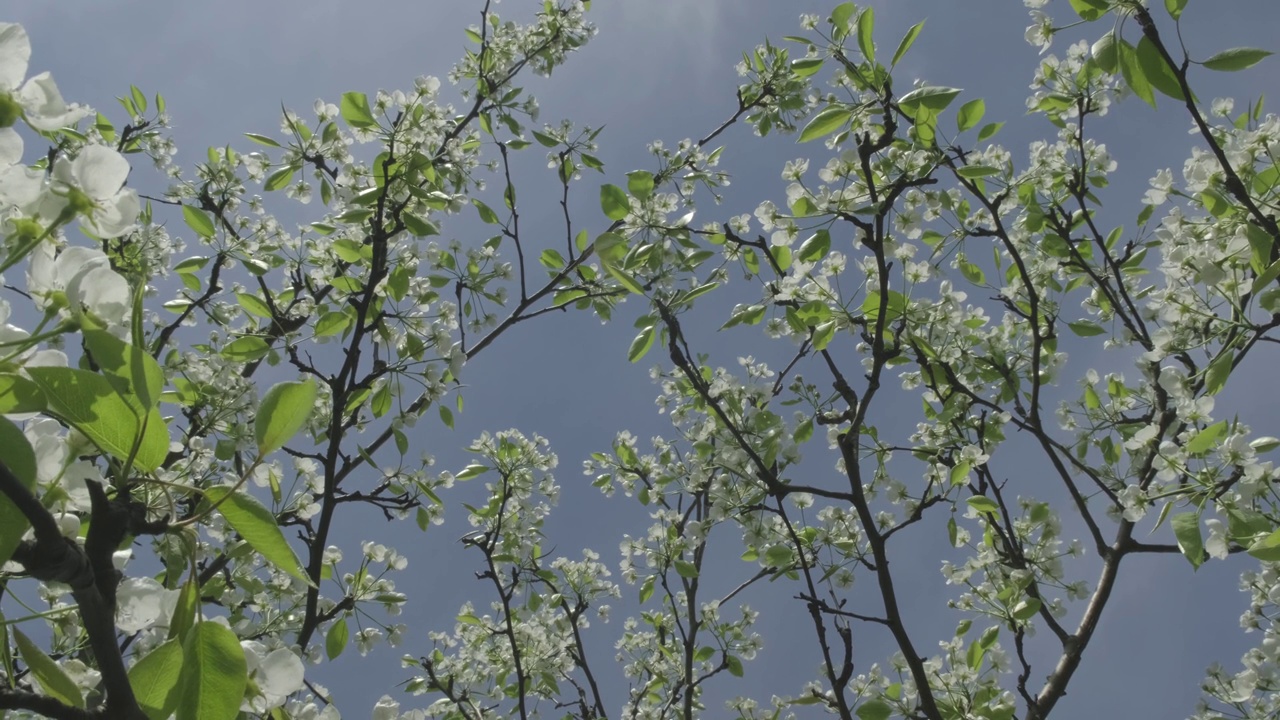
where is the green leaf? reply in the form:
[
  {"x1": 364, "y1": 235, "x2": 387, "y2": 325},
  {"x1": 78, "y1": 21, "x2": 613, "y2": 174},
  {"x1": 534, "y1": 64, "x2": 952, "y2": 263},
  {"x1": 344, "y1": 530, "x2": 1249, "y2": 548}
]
[
  {"x1": 791, "y1": 57, "x2": 824, "y2": 77},
  {"x1": 168, "y1": 579, "x2": 198, "y2": 643},
  {"x1": 1247, "y1": 528, "x2": 1280, "y2": 562},
  {"x1": 1068, "y1": 320, "x2": 1106, "y2": 337},
  {"x1": 222, "y1": 336, "x2": 271, "y2": 361},
  {"x1": 957, "y1": 256, "x2": 983, "y2": 281},
  {"x1": 0, "y1": 373, "x2": 46, "y2": 413},
  {"x1": 1165, "y1": 0, "x2": 1188, "y2": 19},
  {"x1": 264, "y1": 166, "x2": 295, "y2": 192},
  {"x1": 314, "y1": 311, "x2": 350, "y2": 337},
  {"x1": 27, "y1": 367, "x2": 169, "y2": 472},
  {"x1": 626, "y1": 170, "x2": 655, "y2": 201},
  {"x1": 130, "y1": 639, "x2": 184, "y2": 720},
  {"x1": 1203, "y1": 47, "x2": 1273, "y2": 72},
  {"x1": 856, "y1": 699, "x2": 893, "y2": 720},
  {"x1": 977, "y1": 121, "x2": 1005, "y2": 141},
  {"x1": 1119, "y1": 40, "x2": 1157, "y2": 107},
  {"x1": 182, "y1": 205, "x2": 216, "y2": 238},
  {"x1": 830, "y1": 2, "x2": 855, "y2": 40},
  {"x1": 84, "y1": 329, "x2": 164, "y2": 409},
  {"x1": 950, "y1": 460, "x2": 971, "y2": 486},
  {"x1": 538, "y1": 249, "x2": 567, "y2": 272},
  {"x1": 798, "y1": 106, "x2": 849, "y2": 143},
  {"x1": 403, "y1": 212, "x2": 439, "y2": 237},
  {"x1": 244, "y1": 133, "x2": 281, "y2": 147},
  {"x1": 1204, "y1": 350, "x2": 1233, "y2": 395},
  {"x1": 1251, "y1": 437, "x2": 1280, "y2": 453},
  {"x1": 254, "y1": 378, "x2": 318, "y2": 456},
  {"x1": 204, "y1": 486, "x2": 313, "y2": 586},
  {"x1": 1068, "y1": 0, "x2": 1109, "y2": 21},
  {"x1": 639, "y1": 575, "x2": 655, "y2": 604},
  {"x1": 725, "y1": 654, "x2": 744, "y2": 677},
  {"x1": 899, "y1": 86, "x2": 963, "y2": 119},
  {"x1": 891, "y1": 20, "x2": 925, "y2": 67},
  {"x1": 797, "y1": 229, "x2": 831, "y2": 262},
  {"x1": 794, "y1": 418, "x2": 814, "y2": 443},
  {"x1": 128, "y1": 84, "x2": 148, "y2": 114},
  {"x1": 457, "y1": 463, "x2": 490, "y2": 480},
  {"x1": 956, "y1": 98, "x2": 985, "y2": 132},
  {"x1": 967, "y1": 496, "x2": 1000, "y2": 515},
  {"x1": 326, "y1": 617, "x2": 349, "y2": 660},
  {"x1": 600, "y1": 184, "x2": 630, "y2": 220},
  {"x1": 340, "y1": 91, "x2": 377, "y2": 128},
  {"x1": 1186, "y1": 420, "x2": 1227, "y2": 456},
  {"x1": 673, "y1": 559, "x2": 699, "y2": 578},
  {"x1": 1252, "y1": 258, "x2": 1280, "y2": 294},
  {"x1": 13, "y1": 629, "x2": 83, "y2": 708},
  {"x1": 370, "y1": 383, "x2": 392, "y2": 419},
  {"x1": 1012, "y1": 598, "x2": 1042, "y2": 621},
  {"x1": 0, "y1": 417, "x2": 36, "y2": 565},
  {"x1": 473, "y1": 199, "x2": 500, "y2": 224},
  {"x1": 605, "y1": 264, "x2": 646, "y2": 295},
  {"x1": 628, "y1": 325, "x2": 656, "y2": 363},
  {"x1": 176, "y1": 621, "x2": 248, "y2": 720},
  {"x1": 1171, "y1": 513, "x2": 1205, "y2": 569},
  {"x1": 235, "y1": 292, "x2": 272, "y2": 319},
  {"x1": 857, "y1": 7, "x2": 875, "y2": 62},
  {"x1": 1136, "y1": 36, "x2": 1185, "y2": 100},
  {"x1": 1093, "y1": 31, "x2": 1120, "y2": 73},
  {"x1": 811, "y1": 320, "x2": 836, "y2": 351},
  {"x1": 764, "y1": 544, "x2": 794, "y2": 568}
]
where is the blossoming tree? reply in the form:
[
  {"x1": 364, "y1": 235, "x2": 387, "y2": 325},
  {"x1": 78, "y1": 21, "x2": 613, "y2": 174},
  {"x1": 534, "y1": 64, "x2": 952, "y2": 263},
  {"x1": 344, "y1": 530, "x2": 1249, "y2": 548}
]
[{"x1": 1, "y1": 0, "x2": 1278, "y2": 718}]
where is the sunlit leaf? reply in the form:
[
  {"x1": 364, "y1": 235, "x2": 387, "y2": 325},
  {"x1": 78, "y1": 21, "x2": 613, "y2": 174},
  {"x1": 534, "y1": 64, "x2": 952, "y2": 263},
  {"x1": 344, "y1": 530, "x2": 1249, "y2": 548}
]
[
  {"x1": 798, "y1": 106, "x2": 849, "y2": 143},
  {"x1": 204, "y1": 486, "x2": 314, "y2": 586},
  {"x1": 27, "y1": 367, "x2": 169, "y2": 472},
  {"x1": 1171, "y1": 513, "x2": 1205, "y2": 569},
  {"x1": 1203, "y1": 47, "x2": 1273, "y2": 72},
  {"x1": 14, "y1": 629, "x2": 83, "y2": 708},
  {"x1": 254, "y1": 378, "x2": 318, "y2": 456},
  {"x1": 891, "y1": 20, "x2": 925, "y2": 67},
  {"x1": 340, "y1": 91, "x2": 377, "y2": 128},
  {"x1": 176, "y1": 622, "x2": 247, "y2": 720},
  {"x1": 130, "y1": 639, "x2": 184, "y2": 720}
]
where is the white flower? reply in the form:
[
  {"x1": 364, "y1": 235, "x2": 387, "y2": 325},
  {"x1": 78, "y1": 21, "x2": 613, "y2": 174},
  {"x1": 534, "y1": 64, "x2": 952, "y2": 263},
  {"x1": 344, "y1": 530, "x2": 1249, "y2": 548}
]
[
  {"x1": 115, "y1": 577, "x2": 168, "y2": 633},
  {"x1": 44, "y1": 145, "x2": 140, "y2": 237},
  {"x1": 1024, "y1": 11, "x2": 1054, "y2": 53},
  {"x1": 241, "y1": 642, "x2": 306, "y2": 711},
  {"x1": 0, "y1": 24, "x2": 90, "y2": 130},
  {"x1": 1144, "y1": 168, "x2": 1173, "y2": 206},
  {"x1": 0, "y1": 125, "x2": 43, "y2": 209},
  {"x1": 28, "y1": 244, "x2": 132, "y2": 335},
  {"x1": 1204, "y1": 519, "x2": 1229, "y2": 560},
  {"x1": 0, "y1": 126, "x2": 19, "y2": 165},
  {"x1": 372, "y1": 696, "x2": 401, "y2": 720}
]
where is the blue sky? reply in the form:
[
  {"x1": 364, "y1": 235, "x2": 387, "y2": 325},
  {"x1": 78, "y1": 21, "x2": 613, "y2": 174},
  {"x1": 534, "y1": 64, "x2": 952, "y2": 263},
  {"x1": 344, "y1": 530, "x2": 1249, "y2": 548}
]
[{"x1": 9, "y1": 1, "x2": 1280, "y2": 717}]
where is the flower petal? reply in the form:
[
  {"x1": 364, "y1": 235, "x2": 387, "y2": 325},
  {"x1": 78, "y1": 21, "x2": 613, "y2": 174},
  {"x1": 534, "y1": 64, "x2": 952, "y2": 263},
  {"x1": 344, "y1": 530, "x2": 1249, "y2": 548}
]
[
  {"x1": 0, "y1": 126, "x2": 20, "y2": 165},
  {"x1": 0, "y1": 164, "x2": 42, "y2": 209},
  {"x1": 69, "y1": 264, "x2": 131, "y2": 331},
  {"x1": 54, "y1": 246, "x2": 108, "y2": 289},
  {"x1": 17, "y1": 72, "x2": 89, "y2": 131},
  {"x1": 71, "y1": 145, "x2": 130, "y2": 200},
  {"x1": 87, "y1": 188, "x2": 140, "y2": 238},
  {"x1": 0, "y1": 24, "x2": 31, "y2": 92},
  {"x1": 258, "y1": 648, "x2": 305, "y2": 699},
  {"x1": 116, "y1": 577, "x2": 166, "y2": 633}
]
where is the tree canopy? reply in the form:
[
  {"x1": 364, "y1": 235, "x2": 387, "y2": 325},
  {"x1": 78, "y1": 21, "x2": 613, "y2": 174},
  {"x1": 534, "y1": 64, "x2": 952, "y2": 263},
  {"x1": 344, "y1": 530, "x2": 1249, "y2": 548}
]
[{"x1": 2, "y1": 1, "x2": 1280, "y2": 719}]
